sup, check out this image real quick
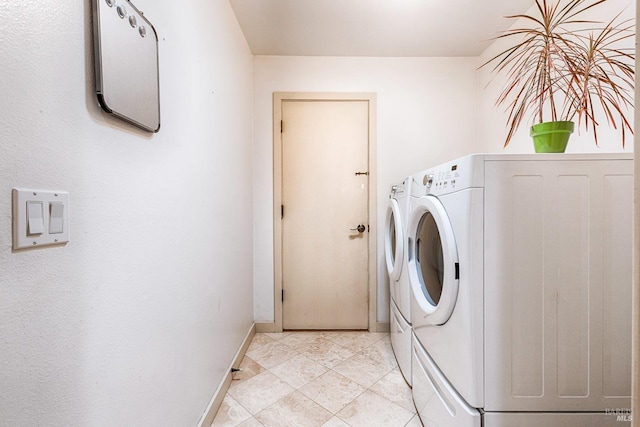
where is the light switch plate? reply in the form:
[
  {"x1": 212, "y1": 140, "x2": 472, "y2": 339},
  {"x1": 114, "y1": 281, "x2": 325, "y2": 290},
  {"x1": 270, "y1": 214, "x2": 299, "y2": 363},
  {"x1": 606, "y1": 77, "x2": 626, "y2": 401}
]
[{"x1": 12, "y1": 189, "x2": 70, "y2": 249}]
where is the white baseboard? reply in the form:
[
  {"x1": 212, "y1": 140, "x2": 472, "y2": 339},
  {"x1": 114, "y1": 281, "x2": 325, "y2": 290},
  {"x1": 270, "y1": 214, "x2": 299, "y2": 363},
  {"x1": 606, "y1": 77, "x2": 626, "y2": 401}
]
[
  {"x1": 255, "y1": 322, "x2": 276, "y2": 333},
  {"x1": 256, "y1": 322, "x2": 391, "y2": 334},
  {"x1": 255, "y1": 322, "x2": 389, "y2": 333},
  {"x1": 375, "y1": 322, "x2": 390, "y2": 332},
  {"x1": 197, "y1": 323, "x2": 256, "y2": 427}
]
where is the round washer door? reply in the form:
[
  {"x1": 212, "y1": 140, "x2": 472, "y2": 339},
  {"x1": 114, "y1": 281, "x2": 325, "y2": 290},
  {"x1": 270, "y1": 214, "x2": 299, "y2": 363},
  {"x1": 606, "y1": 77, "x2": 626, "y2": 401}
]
[
  {"x1": 384, "y1": 198, "x2": 404, "y2": 282},
  {"x1": 408, "y1": 195, "x2": 459, "y2": 325}
]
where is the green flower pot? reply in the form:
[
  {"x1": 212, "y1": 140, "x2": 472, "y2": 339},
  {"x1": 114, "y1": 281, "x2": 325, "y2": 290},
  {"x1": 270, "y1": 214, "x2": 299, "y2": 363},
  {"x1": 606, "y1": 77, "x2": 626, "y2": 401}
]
[{"x1": 530, "y1": 121, "x2": 574, "y2": 153}]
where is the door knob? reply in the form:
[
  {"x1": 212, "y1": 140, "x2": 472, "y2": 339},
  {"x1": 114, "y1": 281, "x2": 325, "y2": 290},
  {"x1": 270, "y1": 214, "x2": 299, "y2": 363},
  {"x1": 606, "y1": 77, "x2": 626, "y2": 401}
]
[{"x1": 351, "y1": 224, "x2": 366, "y2": 233}]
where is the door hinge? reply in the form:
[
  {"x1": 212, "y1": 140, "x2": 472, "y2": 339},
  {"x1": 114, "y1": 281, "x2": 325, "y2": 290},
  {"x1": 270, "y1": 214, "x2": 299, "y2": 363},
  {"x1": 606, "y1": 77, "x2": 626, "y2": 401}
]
[
  {"x1": 281, "y1": 204, "x2": 284, "y2": 219},
  {"x1": 281, "y1": 289, "x2": 285, "y2": 302},
  {"x1": 280, "y1": 120, "x2": 283, "y2": 133}
]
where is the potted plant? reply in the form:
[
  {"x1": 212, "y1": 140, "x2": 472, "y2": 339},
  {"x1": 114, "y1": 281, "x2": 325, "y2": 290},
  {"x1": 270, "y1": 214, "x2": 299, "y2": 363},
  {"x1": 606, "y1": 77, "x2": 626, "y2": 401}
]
[{"x1": 481, "y1": 0, "x2": 635, "y2": 152}]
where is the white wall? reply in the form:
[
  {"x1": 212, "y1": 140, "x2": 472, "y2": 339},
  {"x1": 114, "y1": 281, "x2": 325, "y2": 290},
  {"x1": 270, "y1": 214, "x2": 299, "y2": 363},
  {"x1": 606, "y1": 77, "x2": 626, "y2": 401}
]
[
  {"x1": 478, "y1": 0, "x2": 636, "y2": 153},
  {"x1": 253, "y1": 56, "x2": 480, "y2": 323},
  {"x1": 0, "y1": 0, "x2": 254, "y2": 425}
]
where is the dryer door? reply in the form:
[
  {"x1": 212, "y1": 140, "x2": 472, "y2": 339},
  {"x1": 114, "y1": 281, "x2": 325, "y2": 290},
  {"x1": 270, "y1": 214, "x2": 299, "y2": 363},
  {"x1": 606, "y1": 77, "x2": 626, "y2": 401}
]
[
  {"x1": 408, "y1": 195, "x2": 459, "y2": 325},
  {"x1": 384, "y1": 198, "x2": 404, "y2": 282}
]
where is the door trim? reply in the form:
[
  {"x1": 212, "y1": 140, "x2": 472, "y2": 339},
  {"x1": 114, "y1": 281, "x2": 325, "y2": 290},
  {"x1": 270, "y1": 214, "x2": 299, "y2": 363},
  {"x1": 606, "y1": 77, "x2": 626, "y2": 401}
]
[{"x1": 273, "y1": 92, "x2": 378, "y2": 332}]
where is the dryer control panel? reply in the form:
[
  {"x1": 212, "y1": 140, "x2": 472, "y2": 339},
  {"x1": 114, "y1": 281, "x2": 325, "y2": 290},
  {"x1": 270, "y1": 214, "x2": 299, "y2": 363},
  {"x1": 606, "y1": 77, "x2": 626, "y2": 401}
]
[
  {"x1": 414, "y1": 154, "x2": 485, "y2": 197},
  {"x1": 432, "y1": 166, "x2": 459, "y2": 191}
]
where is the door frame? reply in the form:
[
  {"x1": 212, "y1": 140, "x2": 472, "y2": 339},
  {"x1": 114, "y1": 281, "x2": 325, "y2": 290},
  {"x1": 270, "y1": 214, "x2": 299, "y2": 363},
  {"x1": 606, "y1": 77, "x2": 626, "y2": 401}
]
[{"x1": 273, "y1": 92, "x2": 378, "y2": 332}]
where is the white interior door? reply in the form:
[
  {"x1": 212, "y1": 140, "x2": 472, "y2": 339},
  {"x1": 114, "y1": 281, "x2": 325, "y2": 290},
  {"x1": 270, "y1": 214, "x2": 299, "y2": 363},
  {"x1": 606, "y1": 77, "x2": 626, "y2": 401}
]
[{"x1": 281, "y1": 100, "x2": 369, "y2": 330}]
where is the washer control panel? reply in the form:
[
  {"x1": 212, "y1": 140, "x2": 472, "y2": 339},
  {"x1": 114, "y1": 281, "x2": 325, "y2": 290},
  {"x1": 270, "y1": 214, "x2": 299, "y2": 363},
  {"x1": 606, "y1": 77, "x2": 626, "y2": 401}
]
[
  {"x1": 412, "y1": 154, "x2": 483, "y2": 197},
  {"x1": 431, "y1": 164, "x2": 460, "y2": 191},
  {"x1": 420, "y1": 164, "x2": 461, "y2": 194}
]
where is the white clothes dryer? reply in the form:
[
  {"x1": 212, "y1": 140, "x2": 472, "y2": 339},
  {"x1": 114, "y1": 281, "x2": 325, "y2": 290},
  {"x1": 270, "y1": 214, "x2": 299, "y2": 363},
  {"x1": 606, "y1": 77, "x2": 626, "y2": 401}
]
[
  {"x1": 385, "y1": 177, "x2": 413, "y2": 319},
  {"x1": 408, "y1": 153, "x2": 633, "y2": 426},
  {"x1": 384, "y1": 177, "x2": 412, "y2": 385},
  {"x1": 384, "y1": 182, "x2": 405, "y2": 287}
]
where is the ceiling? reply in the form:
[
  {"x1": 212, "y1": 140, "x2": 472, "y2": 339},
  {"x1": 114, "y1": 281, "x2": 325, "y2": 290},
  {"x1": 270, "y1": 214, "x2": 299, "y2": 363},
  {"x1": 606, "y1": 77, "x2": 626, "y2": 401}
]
[{"x1": 228, "y1": 0, "x2": 535, "y2": 57}]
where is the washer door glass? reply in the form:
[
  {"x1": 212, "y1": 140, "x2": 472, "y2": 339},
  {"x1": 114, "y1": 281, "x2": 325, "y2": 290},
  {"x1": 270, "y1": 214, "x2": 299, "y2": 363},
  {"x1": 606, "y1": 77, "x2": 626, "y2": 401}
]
[
  {"x1": 385, "y1": 198, "x2": 404, "y2": 282},
  {"x1": 416, "y1": 212, "x2": 444, "y2": 305},
  {"x1": 408, "y1": 195, "x2": 459, "y2": 325}
]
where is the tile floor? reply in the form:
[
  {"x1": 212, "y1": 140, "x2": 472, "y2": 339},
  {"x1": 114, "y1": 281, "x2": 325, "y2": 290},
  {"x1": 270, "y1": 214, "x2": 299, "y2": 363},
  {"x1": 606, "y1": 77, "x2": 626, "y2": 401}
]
[{"x1": 211, "y1": 331, "x2": 421, "y2": 427}]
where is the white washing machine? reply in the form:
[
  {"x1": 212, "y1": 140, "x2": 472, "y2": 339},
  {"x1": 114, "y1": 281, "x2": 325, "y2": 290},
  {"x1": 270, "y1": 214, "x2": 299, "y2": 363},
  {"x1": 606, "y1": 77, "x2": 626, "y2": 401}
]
[
  {"x1": 384, "y1": 177, "x2": 412, "y2": 385},
  {"x1": 408, "y1": 153, "x2": 633, "y2": 426}
]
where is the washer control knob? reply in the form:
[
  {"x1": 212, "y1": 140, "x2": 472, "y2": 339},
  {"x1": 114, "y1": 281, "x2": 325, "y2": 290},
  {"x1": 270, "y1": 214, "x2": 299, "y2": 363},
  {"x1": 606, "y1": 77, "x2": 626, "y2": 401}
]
[{"x1": 424, "y1": 174, "x2": 434, "y2": 188}]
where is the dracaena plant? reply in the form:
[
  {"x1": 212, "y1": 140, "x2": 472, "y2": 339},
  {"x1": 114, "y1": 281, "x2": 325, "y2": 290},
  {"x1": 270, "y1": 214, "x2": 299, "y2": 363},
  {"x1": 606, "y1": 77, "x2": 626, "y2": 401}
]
[{"x1": 481, "y1": 0, "x2": 635, "y2": 147}]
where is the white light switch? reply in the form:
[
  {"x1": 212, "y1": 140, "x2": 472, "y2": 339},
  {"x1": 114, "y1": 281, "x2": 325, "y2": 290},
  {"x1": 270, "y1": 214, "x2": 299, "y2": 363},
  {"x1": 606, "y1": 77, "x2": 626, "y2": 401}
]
[
  {"x1": 12, "y1": 189, "x2": 70, "y2": 249},
  {"x1": 27, "y1": 201, "x2": 44, "y2": 235},
  {"x1": 49, "y1": 202, "x2": 64, "y2": 234}
]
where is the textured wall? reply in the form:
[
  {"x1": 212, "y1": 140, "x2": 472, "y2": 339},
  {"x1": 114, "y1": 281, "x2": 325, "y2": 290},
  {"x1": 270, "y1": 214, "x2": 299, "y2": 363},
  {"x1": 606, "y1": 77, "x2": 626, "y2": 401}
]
[{"x1": 0, "y1": 0, "x2": 254, "y2": 425}]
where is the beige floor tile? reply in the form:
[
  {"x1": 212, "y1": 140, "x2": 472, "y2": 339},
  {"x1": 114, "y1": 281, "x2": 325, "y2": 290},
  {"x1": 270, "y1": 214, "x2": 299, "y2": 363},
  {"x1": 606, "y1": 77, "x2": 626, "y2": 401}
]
[
  {"x1": 368, "y1": 368, "x2": 415, "y2": 413},
  {"x1": 299, "y1": 370, "x2": 366, "y2": 414},
  {"x1": 320, "y1": 416, "x2": 350, "y2": 427},
  {"x1": 236, "y1": 417, "x2": 264, "y2": 427},
  {"x1": 228, "y1": 371, "x2": 295, "y2": 414},
  {"x1": 211, "y1": 395, "x2": 252, "y2": 427},
  {"x1": 270, "y1": 354, "x2": 328, "y2": 388},
  {"x1": 300, "y1": 338, "x2": 355, "y2": 369},
  {"x1": 361, "y1": 336, "x2": 398, "y2": 368},
  {"x1": 245, "y1": 340, "x2": 300, "y2": 369},
  {"x1": 326, "y1": 331, "x2": 386, "y2": 352},
  {"x1": 214, "y1": 331, "x2": 417, "y2": 425},
  {"x1": 332, "y1": 352, "x2": 395, "y2": 388},
  {"x1": 231, "y1": 356, "x2": 267, "y2": 383},
  {"x1": 263, "y1": 332, "x2": 292, "y2": 341},
  {"x1": 405, "y1": 414, "x2": 423, "y2": 426},
  {"x1": 255, "y1": 391, "x2": 333, "y2": 427},
  {"x1": 278, "y1": 331, "x2": 326, "y2": 351},
  {"x1": 336, "y1": 390, "x2": 415, "y2": 427},
  {"x1": 247, "y1": 333, "x2": 277, "y2": 350}
]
